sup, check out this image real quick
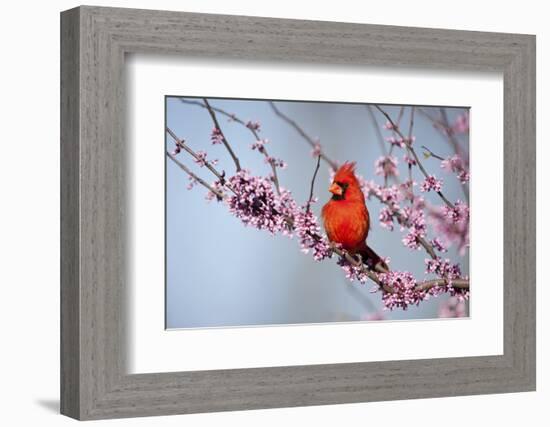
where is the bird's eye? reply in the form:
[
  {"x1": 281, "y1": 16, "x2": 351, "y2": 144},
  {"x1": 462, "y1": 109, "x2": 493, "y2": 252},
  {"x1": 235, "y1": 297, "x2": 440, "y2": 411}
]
[{"x1": 336, "y1": 181, "x2": 349, "y2": 190}]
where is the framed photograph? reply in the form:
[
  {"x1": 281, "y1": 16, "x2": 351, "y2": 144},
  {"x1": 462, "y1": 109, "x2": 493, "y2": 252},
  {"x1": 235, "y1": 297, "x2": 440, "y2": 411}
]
[{"x1": 61, "y1": 6, "x2": 536, "y2": 420}]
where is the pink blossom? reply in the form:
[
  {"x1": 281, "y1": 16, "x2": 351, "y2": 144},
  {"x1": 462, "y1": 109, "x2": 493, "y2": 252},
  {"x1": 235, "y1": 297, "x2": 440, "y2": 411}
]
[
  {"x1": 205, "y1": 180, "x2": 224, "y2": 202},
  {"x1": 438, "y1": 296, "x2": 467, "y2": 318},
  {"x1": 420, "y1": 175, "x2": 443, "y2": 193},
  {"x1": 430, "y1": 201, "x2": 470, "y2": 256},
  {"x1": 210, "y1": 127, "x2": 223, "y2": 145},
  {"x1": 440, "y1": 155, "x2": 464, "y2": 173},
  {"x1": 399, "y1": 179, "x2": 415, "y2": 201},
  {"x1": 186, "y1": 175, "x2": 197, "y2": 190},
  {"x1": 385, "y1": 136, "x2": 406, "y2": 148},
  {"x1": 266, "y1": 156, "x2": 287, "y2": 169},
  {"x1": 311, "y1": 140, "x2": 322, "y2": 158},
  {"x1": 425, "y1": 257, "x2": 462, "y2": 280},
  {"x1": 430, "y1": 237, "x2": 448, "y2": 253},
  {"x1": 441, "y1": 154, "x2": 469, "y2": 184},
  {"x1": 457, "y1": 170, "x2": 470, "y2": 184},
  {"x1": 399, "y1": 197, "x2": 427, "y2": 250},
  {"x1": 250, "y1": 138, "x2": 269, "y2": 151},
  {"x1": 403, "y1": 154, "x2": 417, "y2": 166},
  {"x1": 337, "y1": 258, "x2": 370, "y2": 284},
  {"x1": 452, "y1": 112, "x2": 469, "y2": 134},
  {"x1": 246, "y1": 120, "x2": 261, "y2": 132},
  {"x1": 375, "y1": 156, "x2": 399, "y2": 178},
  {"x1": 193, "y1": 150, "x2": 210, "y2": 167},
  {"x1": 378, "y1": 271, "x2": 425, "y2": 310},
  {"x1": 227, "y1": 171, "x2": 288, "y2": 234},
  {"x1": 379, "y1": 207, "x2": 395, "y2": 231},
  {"x1": 294, "y1": 208, "x2": 332, "y2": 261}
]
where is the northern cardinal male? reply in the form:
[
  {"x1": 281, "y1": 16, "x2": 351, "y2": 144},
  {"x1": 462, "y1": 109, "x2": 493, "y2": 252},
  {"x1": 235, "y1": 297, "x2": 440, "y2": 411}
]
[{"x1": 322, "y1": 162, "x2": 387, "y2": 270}]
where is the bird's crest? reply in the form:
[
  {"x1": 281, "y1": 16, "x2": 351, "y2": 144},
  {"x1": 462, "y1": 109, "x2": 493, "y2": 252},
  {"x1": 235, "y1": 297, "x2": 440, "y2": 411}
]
[{"x1": 333, "y1": 161, "x2": 358, "y2": 183}]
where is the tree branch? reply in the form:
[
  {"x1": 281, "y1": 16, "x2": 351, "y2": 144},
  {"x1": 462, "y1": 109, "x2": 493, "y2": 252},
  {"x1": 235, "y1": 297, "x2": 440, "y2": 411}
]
[
  {"x1": 203, "y1": 98, "x2": 242, "y2": 172},
  {"x1": 417, "y1": 107, "x2": 467, "y2": 165},
  {"x1": 179, "y1": 98, "x2": 282, "y2": 194},
  {"x1": 374, "y1": 105, "x2": 454, "y2": 209},
  {"x1": 306, "y1": 155, "x2": 322, "y2": 212},
  {"x1": 269, "y1": 101, "x2": 339, "y2": 171},
  {"x1": 421, "y1": 144, "x2": 446, "y2": 161},
  {"x1": 366, "y1": 105, "x2": 389, "y2": 156},
  {"x1": 166, "y1": 152, "x2": 225, "y2": 200},
  {"x1": 415, "y1": 278, "x2": 469, "y2": 292},
  {"x1": 166, "y1": 127, "x2": 231, "y2": 190}
]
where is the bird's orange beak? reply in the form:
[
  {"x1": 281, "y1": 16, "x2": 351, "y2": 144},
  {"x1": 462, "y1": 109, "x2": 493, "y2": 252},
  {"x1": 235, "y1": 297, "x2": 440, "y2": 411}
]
[{"x1": 329, "y1": 182, "x2": 343, "y2": 196}]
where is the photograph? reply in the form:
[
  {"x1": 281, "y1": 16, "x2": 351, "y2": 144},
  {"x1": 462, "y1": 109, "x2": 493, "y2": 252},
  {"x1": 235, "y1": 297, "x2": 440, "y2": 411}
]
[{"x1": 165, "y1": 97, "x2": 470, "y2": 329}]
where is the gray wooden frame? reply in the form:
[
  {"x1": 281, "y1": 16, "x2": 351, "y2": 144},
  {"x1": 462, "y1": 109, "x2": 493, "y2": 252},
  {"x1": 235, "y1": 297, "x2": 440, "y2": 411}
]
[{"x1": 61, "y1": 5, "x2": 536, "y2": 420}]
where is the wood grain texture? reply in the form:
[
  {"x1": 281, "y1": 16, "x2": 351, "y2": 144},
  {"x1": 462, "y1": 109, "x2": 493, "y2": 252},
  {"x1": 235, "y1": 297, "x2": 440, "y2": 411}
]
[
  {"x1": 60, "y1": 7, "x2": 80, "y2": 419},
  {"x1": 60, "y1": 5, "x2": 536, "y2": 420}
]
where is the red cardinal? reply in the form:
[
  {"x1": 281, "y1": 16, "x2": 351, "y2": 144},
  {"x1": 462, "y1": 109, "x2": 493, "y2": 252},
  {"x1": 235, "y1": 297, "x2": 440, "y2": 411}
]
[{"x1": 322, "y1": 162, "x2": 387, "y2": 270}]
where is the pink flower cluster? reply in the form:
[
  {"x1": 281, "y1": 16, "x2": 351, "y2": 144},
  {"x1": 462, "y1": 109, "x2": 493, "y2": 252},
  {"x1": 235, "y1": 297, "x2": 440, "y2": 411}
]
[
  {"x1": 425, "y1": 257, "x2": 462, "y2": 280},
  {"x1": 193, "y1": 150, "x2": 217, "y2": 167},
  {"x1": 266, "y1": 156, "x2": 287, "y2": 170},
  {"x1": 246, "y1": 120, "x2": 261, "y2": 131},
  {"x1": 294, "y1": 208, "x2": 332, "y2": 260},
  {"x1": 172, "y1": 144, "x2": 182, "y2": 156},
  {"x1": 374, "y1": 156, "x2": 399, "y2": 178},
  {"x1": 425, "y1": 257, "x2": 469, "y2": 300},
  {"x1": 311, "y1": 140, "x2": 322, "y2": 158},
  {"x1": 386, "y1": 136, "x2": 414, "y2": 148},
  {"x1": 420, "y1": 175, "x2": 443, "y2": 193},
  {"x1": 226, "y1": 170, "x2": 331, "y2": 261},
  {"x1": 337, "y1": 257, "x2": 371, "y2": 284},
  {"x1": 205, "y1": 180, "x2": 224, "y2": 202},
  {"x1": 401, "y1": 200, "x2": 427, "y2": 250},
  {"x1": 210, "y1": 127, "x2": 223, "y2": 145},
  {"x1": 429, "y1": 200, "x2": 469, "y2": 255},
  {"x1": 403, "y1": 154, "x2": 417, "y2": 166},
  {"x1": 378, "y1": 260, "x2": 468, "y2": 310},
  {"x1": 250, "y1": 138, "x2": 268, "y2": 151},
  {"x1": 378, "y1": 271, "x2": 425, "y2": 310},
  {"x1": 227, "y1": 171, "x2": 289, "y2": 234},
  {"x1": 441, "y1": 154, "x2": 469, "y2": 184},
  {"x1": 438, "y1": 296, "x2": 467, "y2": 318},
  {"x1": 452, "y1": 112, "x2": 469, "y2": 134}
]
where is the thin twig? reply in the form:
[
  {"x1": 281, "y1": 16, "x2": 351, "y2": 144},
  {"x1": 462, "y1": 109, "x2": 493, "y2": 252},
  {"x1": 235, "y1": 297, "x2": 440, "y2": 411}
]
[
  {"x1": 420, "y1": 143, "x2": 469, "y2": 202},
  {"x1": 374, "y1": 105, "x2": 454, "y2": 209},
  {"x1": 421, "y1": 145, "x2": 446, "y2": 161},
  {"x1": 408, "y1": 106, "x2": 415, "y2": 142},
  {"x1": 366, "y1": 105, "x2": 388, "y2": 156},
  {"x1": 203, "y1": 98, "x2": 242, "y2": 172},
  {"x1": 166, "y1": 152, "x2": 225, "y2": 200},
  {"x1": 269, "y1": 101, "x2": 338, "y2": 171},
  {"x1": 439, "y1": 107, "x2": 466, "y2": 163},
  {"x1": 306, "y1": 155, "x2": 322, "y2": 212},
  {"x1": 406, "y1": 107, "x2": 416, "y2": 201},
  {"x1": 371, "y1": 192, "x2": 437, "y2": 259},
  {"x1": 418, "y1": 107, "x2": 467, "y2": 165},
  {"x1": 166, "y1": 127, "x2": 230, "y2": 190},
  {"x1": 179, "y1": 98, "x2": 281, "y2": 194}
]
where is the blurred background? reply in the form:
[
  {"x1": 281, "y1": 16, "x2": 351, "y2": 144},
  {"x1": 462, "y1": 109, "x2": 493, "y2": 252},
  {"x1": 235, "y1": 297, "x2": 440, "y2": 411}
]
[{"x1": 166, "y1": 97, "x2": 469, "y2": 329}]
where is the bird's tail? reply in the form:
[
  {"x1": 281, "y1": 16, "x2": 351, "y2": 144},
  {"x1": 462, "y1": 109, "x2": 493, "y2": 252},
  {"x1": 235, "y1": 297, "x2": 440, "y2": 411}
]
[{"x1": 358, "y1": 244, "x2": 389, "y2": 272}]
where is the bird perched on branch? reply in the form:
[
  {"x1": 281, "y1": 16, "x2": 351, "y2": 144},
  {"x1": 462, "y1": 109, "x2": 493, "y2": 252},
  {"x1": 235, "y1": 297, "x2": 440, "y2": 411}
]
[{"x1": 322, "y1": 162, "x2": 388, "y2": 271}]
